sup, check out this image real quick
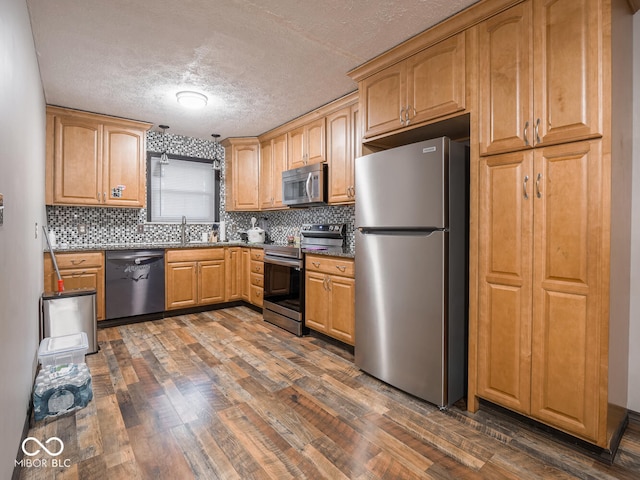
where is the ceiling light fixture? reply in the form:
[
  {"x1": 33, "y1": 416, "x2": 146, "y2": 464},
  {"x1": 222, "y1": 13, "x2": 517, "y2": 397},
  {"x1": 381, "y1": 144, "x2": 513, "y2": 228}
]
[{"x1": 176, "y1": 91, "x2": 208, "y2": 109}]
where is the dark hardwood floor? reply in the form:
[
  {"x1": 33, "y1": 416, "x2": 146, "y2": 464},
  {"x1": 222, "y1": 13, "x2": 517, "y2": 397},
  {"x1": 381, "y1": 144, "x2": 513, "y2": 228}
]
[{"x1": 20, "y1": 307, "x2": 640, "y2": 479}]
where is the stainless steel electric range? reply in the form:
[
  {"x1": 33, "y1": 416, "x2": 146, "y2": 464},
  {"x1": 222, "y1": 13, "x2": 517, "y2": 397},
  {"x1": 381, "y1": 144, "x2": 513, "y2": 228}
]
[{"x1": 262, "y1": 223, "x2": 345, "y2": 336}]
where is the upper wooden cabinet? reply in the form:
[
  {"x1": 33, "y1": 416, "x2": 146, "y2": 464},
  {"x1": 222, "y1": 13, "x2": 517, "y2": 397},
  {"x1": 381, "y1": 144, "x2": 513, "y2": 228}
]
[
  {"x1": 223, "y1": 137, "x2": 260, "y2": 212},
  {"x1": 259, "y1": 133, "x2": 287, "y2": 210},
  {"x1": 478, "y1": 0, "x2": 603, "y2": 156},
  {"x1": 287, "y1": 118, "x2": 325, "y2": 169},
  {"x1": 327, "y1": 102, "x2": 359, "y2": 204},
  {"x1": 358, "y1": 32, "x2": 466, "y2": 139},
  {"x1": 45, "y1": 106, "x2": 150, "y2": 207}
]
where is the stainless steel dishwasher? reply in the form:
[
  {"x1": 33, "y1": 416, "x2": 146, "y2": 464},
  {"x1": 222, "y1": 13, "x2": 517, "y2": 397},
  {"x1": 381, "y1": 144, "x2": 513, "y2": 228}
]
[{"x1": 105, "y1": 250, "x2": 165, "y2": 319}]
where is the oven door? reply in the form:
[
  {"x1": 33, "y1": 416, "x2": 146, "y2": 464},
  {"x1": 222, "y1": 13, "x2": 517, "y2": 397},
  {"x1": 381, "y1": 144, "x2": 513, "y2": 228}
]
[{"x1": 263, "y1": 256, "x2": 305, "y2": 335}]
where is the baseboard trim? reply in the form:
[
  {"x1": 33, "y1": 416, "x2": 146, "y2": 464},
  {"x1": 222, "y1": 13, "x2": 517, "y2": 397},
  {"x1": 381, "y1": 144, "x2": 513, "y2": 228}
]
[{"x1": 12, "y1": 401, "x2": 32, "y2": 480}]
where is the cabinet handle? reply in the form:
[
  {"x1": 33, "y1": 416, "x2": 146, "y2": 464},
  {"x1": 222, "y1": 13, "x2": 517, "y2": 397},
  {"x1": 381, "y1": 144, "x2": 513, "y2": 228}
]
[
  {"x1": 523, "y1": 175, "x2": 529, "y2": 200},
  {"x1": 103, "y1": 192, "x2": 107, "y2": 202},
  {"x1": 312, "y1": 261, "x2": 321, "y2": 268},
  {"x1": 536, "y1": 173, "x2": 542, "y2": 198},
  {"x1": 405, "y1": 105, "x2": 416, "y2": 125},
  {"x1": 336, "y1": 265, "x2": 346, "y2": 272},
  {"x1": 523, "y1": 121, "x2": 530, "y2": 146},
  {"x1": 71, "y1": 259, "x2": 86, "y2": 266},
  {"x1": 71, "y1": 271, "x2": 86, "y2": 277},
  {"x1": 326, "y1": 276, "x2": 332, "y2": 291},
  {"x1": 534, "y1": 118, "x2": 541, "y2": 145},
  {"x1": 399, "y1": 107, "x2": 406, "y2": 125},
  {"x1": 97, "y1": 193, "x2": 100, "y2": 202}
]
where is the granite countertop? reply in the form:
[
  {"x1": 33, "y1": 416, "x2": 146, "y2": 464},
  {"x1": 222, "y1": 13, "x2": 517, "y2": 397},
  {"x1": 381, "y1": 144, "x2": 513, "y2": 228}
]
[{"x1": 45, "y1": 242, "x2": 356, "y2": 258}]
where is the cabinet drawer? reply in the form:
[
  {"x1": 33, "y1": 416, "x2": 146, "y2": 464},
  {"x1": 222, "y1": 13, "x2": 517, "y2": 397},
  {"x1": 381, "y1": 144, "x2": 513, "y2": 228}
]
[
  {"x1": 250, "y1": 285, "x2": 263, "y2": 307},
  {"x1": 250, "y1": 272, "x2": 264, "y2": 288},
  {"x1": 250, "y1": 248, "x2": 264, "y2": 261},
  {"x1": 166, "y1": 248, "x2": 225, "y2": 263},
  {"x1": 250, "y1": 260, "x2": 264, "y2": 275},
  {"x1": 306, "y1": 255, "x2": 354, "y2": 277},
  {"x1": 46, "y1": 251, "x2": 103, "y2": 269}
]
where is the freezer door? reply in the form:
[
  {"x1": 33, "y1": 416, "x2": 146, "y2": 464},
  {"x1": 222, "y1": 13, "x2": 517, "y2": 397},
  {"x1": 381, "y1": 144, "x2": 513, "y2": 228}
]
[
  {"x1": 355, "y1": 138, "x2": 448, "y2": 228},
  {"x1": 355, "y1": 229, "x2": 447, "y2": 406}
]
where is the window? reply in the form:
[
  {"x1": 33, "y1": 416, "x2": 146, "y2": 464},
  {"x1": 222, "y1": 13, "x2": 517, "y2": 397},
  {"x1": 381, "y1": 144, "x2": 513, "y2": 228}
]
[{"x1": 147, "y1": 153, "x2": 220, "y2": 223}]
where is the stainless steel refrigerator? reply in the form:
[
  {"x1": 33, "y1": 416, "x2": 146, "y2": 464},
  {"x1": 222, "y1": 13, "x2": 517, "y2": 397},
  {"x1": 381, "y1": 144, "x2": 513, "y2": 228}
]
[{"x1": 355, "y1": 137, "x2": 468, "y2": 408}]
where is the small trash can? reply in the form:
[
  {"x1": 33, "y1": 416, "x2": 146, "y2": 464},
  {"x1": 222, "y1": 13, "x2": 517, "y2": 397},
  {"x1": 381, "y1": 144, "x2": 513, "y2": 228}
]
[{"x1": 41, "y1": 288, "x2": 98, "y2": 354}]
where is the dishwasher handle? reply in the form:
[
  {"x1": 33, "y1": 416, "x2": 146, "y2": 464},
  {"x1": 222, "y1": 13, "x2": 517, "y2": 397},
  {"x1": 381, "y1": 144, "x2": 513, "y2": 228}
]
[{"x1": 107, "y1": 251, "x2": 165, "y2": 262}]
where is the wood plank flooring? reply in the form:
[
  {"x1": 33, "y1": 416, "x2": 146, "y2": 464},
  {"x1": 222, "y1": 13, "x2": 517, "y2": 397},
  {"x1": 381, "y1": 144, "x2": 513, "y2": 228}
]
[{"x1": 19, "y1": 307, "x2": 640, "y2": 479}]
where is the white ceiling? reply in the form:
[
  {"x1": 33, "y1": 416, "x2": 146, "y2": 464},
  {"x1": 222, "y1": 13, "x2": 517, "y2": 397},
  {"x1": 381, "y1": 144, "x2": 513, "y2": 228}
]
[{"x1": 26, "y1": 0, "x2": 478, "y2": 140}]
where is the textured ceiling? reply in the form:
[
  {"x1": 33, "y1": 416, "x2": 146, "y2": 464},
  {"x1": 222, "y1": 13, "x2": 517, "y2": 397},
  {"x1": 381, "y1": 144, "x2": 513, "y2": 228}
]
[{"x1": 26, "y1": 0, "x2": 479, "y2": 140}]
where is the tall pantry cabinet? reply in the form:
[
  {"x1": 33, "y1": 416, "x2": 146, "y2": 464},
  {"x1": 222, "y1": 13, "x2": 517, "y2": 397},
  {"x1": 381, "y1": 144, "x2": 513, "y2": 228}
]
[{"x1": 469, "y1": 0, "x2": 633, "y2": 457}]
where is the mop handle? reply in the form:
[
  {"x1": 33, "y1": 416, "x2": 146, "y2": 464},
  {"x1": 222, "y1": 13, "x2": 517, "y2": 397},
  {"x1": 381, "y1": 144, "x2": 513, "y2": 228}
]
[{"x1": 42, "y1": 226, "x2": 64, "y2": 292}]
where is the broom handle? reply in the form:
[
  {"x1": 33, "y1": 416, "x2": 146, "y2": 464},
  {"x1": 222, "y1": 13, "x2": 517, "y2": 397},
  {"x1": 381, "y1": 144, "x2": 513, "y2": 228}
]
[{"x1": 42, "y1": 226, "x2": 64, "y2": 291}]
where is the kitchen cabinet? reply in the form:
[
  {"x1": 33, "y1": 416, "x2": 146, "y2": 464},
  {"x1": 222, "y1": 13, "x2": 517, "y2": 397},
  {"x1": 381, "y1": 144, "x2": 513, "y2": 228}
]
[
  {"x1": 223, "y1": 137, "x2": 260, "y2": 211},
  {"x1": 165, "y1": 249, "x2": 225, "y2": 309},
  {"x1": 44, "y1": 251, "x2": 105, "y2": 321},
  {"x1": 478, "y1": 0, "x2": 602, "y2": 156},
  {"x1": 287, "y1": 118, "x2": 325, "y2": 169},
  {"x1": 327, "y1": 102, "x2": 359, "y2": 204},
  {"x1": 259, "y1": 133, "x2": 287, "y2": 210},
  {"x1": 225, "y1": 247, "x2": 242, "y2": 301},
  {"x1": 249, "y1": 248, "x2": 264, "y2": 307},
  {"x1": 45, "y1": 106, "x2": 150, "y2": 207},
  {"x1": 477, "y1": 140, "x2": 603, "y2": 442},
  {"x1": 305, "y1": 255, "x2": 355, "y2": 345},
  {"x1": 359, "y1": 32, "x2": 466, "y2": 139}
]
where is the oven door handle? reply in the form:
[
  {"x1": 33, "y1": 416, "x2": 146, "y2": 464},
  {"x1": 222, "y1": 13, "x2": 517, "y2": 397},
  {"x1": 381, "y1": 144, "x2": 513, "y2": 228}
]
[{"x1": 264, "y1": 255, "x2": 302, "y2": 268}]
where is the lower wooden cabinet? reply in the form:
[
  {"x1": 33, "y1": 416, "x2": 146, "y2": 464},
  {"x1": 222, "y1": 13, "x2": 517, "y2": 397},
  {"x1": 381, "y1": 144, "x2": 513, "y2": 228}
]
[
  {"x1": 248, "y1": 249, "x2": 264, "y2": 307},
  {"x1": 305, "y1": 255, "x2": 355, "y2": 345},
  {"x1": 44, "y1": 251, "x2": 105, "y2": 320},
  {"x1": 225, "y1": 247, "x2": 243, "y2": 301},
  {"x1": 166, "y1": 248, "x2": 225, "y2": 310}
]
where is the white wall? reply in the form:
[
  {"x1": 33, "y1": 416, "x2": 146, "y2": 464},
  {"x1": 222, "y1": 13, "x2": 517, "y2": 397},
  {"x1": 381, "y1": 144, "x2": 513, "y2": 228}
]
[
  {"x1": 0, "y1": 0, "x2": 46, "y2": 477},
  {"x1": 629, "y1": 11, "x2": 640, "y2": 414}
]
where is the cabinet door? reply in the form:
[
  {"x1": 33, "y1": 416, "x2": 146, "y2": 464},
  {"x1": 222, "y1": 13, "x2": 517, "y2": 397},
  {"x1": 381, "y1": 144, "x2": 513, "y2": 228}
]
[
  {"x1": 478, "y1": 2, "x2": 533, "y2": 155},
  {"x1": 166, "y1": 262, "x2": 198, "y2": 309},
  {"x1": 530, "y1": 140, "x2": 602, "y2": 442},
  {"x1": 327, "y1": 275, "x2": 355, "y2": 345},
  {"x1": 199, "y1": 260, "x2": 225, "y2": 304},
  {"x1": 241, "y1": 248, "x2": 251, "y2": 301},
  {"x1": 287, "y1": 126, "x2": 306, "y2": 169},
  {"x1": 305, "y1": 271, "x2": 328, "y2": 333},
  {"x1": 327, "y1": 106, "x2": 352, "y2": 204},
  {"x1": 225, "y1": 247, "x2": 242, "y2": 301},
  {"x1": 533, "y1": 0, "x2": 602, "y2": 146},
  {"x1": 259, "y1": 140, "x2": 274, "y2": 209},
  {"x1": 272, "y1": 133, "x2": 287, "y2": 208},
  {"x1": 232, "y1": 142, "x2": 260, "y2": 210},
  {"x1": 53, "y1": 115, "x2": 102, "y2": 205},
  {"x1": 406, "y1": 32, "x2": 466, "y2": 126},
  {"x1": 361, "y1": 62, "x2": 406, "y2": 138},
  {"x1": 476, "y1": 150, "x2": 533, "y2": 414},
  {"x1": 102, "y1": 124, "x2": 146, "y2": 207},
  {"x1": 305, "y1": 118, "x2": 326, "y2": 165}
]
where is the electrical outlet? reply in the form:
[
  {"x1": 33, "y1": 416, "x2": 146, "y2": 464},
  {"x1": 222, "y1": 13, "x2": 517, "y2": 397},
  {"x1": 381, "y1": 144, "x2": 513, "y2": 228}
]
[
  {"x1": 137, "y1": 224, "x2": 145, "y2": 234},
  {"x1": 78, "y1": 223, "x2": 86, "y2": 235}
]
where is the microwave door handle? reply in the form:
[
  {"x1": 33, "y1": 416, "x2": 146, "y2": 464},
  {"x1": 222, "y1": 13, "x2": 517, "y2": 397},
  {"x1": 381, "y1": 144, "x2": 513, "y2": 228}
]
[{"x1": 306, "y1": 172, "x2": 313, "y2": 202}]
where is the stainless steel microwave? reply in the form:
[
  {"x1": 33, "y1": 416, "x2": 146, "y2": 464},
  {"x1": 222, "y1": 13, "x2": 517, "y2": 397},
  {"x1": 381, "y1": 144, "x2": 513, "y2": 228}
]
[{"x1": 282, "y1": 163, "x2": 327, "y2": 207}]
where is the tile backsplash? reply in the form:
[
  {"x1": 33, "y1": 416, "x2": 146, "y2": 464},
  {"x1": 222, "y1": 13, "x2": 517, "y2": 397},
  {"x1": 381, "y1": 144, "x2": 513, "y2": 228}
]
[{"x1": 47, "y1": 131, "x2": 355, "y2": 251}]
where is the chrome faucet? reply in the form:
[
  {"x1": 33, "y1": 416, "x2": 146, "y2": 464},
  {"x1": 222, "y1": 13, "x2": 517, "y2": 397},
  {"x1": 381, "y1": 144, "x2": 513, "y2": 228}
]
[{"x1": 181, "y1": 216, "x2": 187, "y2": 244}]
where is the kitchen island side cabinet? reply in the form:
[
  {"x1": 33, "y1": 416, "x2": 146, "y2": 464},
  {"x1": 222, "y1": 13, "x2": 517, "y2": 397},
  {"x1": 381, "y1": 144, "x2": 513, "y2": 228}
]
[
  {"x1": 45, "y1": 106, "x2": 151, "y2": 207},
  {"x1": 223, "y1": 137, "x2": 260, "y2": 211},
  {"x1": 477, "y1": 0, "x2": 603, "y2": 156},
  {"x1": 165, "y1": 249, "x2": 225, "y2": 309},
  {"x1": 44, "y1": 251, "x2": 105, "y2": 321},
  {"x1": 305, "y1": 255, "x2": 355, "y2": 345}
]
